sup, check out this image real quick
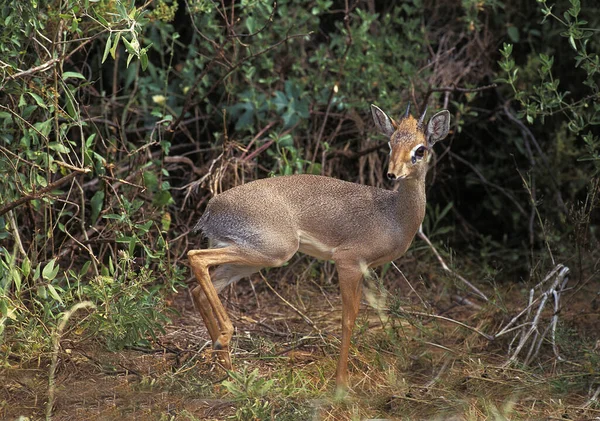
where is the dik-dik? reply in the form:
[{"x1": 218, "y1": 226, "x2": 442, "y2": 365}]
[{"x1": 188, "y1": 104, "x2": 450, "y2": 390}]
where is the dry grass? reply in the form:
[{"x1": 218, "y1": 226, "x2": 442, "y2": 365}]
[{"x1": 2, "y1": 258, "x2": 599, "y2": 421}]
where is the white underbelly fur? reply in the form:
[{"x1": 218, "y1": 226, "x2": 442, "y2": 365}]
[{"x1": 297, "y1": 230, "x2": 336, "y2": 260}]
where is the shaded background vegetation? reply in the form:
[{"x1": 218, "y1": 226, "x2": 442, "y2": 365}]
[{"x1": 0, "y1": 0, "x2": 599, "y2": 418}]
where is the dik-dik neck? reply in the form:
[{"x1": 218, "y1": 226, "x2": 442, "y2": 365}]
[{"x1": 393, "y1": 173, "x2": 427, "y2": 229}]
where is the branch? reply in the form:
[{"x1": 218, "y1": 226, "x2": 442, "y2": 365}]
[
  {"x1": 6, "y1": 58, "x2": 59, "y2": 81},
  {"x1": 47, "y1": 301, "x2": 96, "y2": 420},
  {"x1": 400, "y1": 309, "x2": 494, "y2": 341},
  {"x1": 418, "y1": 226, "x2": 489, "y2": 302},
  {"x1": 164, "y1": 156, "x2": 204, "y2": 176},
  {"x1": 423, "y1": 83, "x2": 497, "y2": 107},
  {"x1": 450, "y1": 151, "x2": 527, "y2": 217},
  {"x1": 330, "y1": 142, "x2": 386, "y2": 159},
  {"x1": 500, "y1": 264, "x2": 570, "y2": 366},
  {"x1": 428, "y1": 83, "x2": 497, "y2": 94},
  {"x1": 0, "y1": 168, "x2": 90, "y2": 217}
]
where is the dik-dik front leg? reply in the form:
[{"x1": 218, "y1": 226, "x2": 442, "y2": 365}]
[{"x1": 335, "y1": 262, "x2": 364, "y2": 391}]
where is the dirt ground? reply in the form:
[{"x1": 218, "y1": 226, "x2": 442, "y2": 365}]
[{"x1": 2, "y1": 263, "x2": 600, "y2": 421}]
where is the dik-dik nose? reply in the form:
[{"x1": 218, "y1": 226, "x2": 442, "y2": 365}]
[{"x1": 387, "y1": 173, "x2": 396, "y2": 180}]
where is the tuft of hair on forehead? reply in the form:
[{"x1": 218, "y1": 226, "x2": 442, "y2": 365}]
[{"x1": 390, "y1": 114, "x2": 426, "y2": 146}]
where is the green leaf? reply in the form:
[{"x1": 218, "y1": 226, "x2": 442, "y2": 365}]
[
  {"x1": 90, "y1": 190, "x2": 104, "y2": 222},
  {"x1": 102, "y1": 213, "x2": 123, "y2": 220},
  {"x1": 161, "y1": 213, "x2": 171, "y2": 231},
  {"x1": 37, "y1": 285, "x2": 48, "y2": 300},
  {"x1": 95, "y1": 10, "x2": 109, "y2": 26},
  {"x1": 507, "y1": 26, "x2": 519, "y2": 43},
  {"x1": 143, "y1": 171, "x2": 158, "y2": 190},
  {"x1": 79, "y1": 261, "x2": 92, "y2": 277},
  {"x1": 22, "y1": 257, "x2": 31, "y2": 278},
  {"x1": 47, "y1": 284, "x2": 64, "y2": 304},
  {"x1": 568, "y1": 0, "x2": 580, "y2": 17},
  {"x1": 108, "y1": 255, "x2": 114, "y2": 275},
  {"x1": 36, "y1": 173, "x2": 48, "y2": 187},
  {"x1": 65, "y1": 93, "x2": 77, "y2": 119},
  {"x1": 110, "y1": 32, "x2": 121, "y2": 59},
  {"x1": 102, "y1": 35, "x2": 112, "y2": 63},
  {"x1": 228, "y1": 102, "x2": 255, "y2": 131},
  {"x1": 63, "y1": 71, "x2": 85, "y2": 80},
  {"x1": 0, "y1": 299, "x2": 7, "y2": 317},
  {"x1": 28, "y1": 92, "x2": 47, "y2": 109},
  {"x1": 277, "y1": 134, "x2": 294, "y2": 147},
  {"x1": 569, "y1": 35, "x2": 577, "y2": 51},
  {"x1": 438, "y1": 202, "x2": 453, "y2": 221},
  {"x1": 42, "y1": 258, "x2": 60, "y2": 281},
  {"x1": 11, "y1": 268, "x2": 21, "y2": 292},
  {"x1": 501, "y1": 42, "x2": 513, "y2": 57},
  {"x1": 122, "y1": 37, "x2": 137, "y2": 55},
  {"x1": 116, "y1": 1, "x2": 128, "y2": 18},
  {"x1": 86, "y1": 133, "x2": 96, "y2": 148},
  {"x1": 140, "y1": 49, "x2": 148, "y2": 71},
  {"x1": 153, "y1": 190, "x2": 173, "y2": 207},
  {"x1": 49, "y1": 142, "x2": 71, "y2": 154},
  {"x1": 246, "y1": 16, "x2": 256, "y2": 33},
  {"x1": 138, "y1": 220, "x2": 153, "y2": 233},
  {"x1": 35, "y1": 118, "x2": 53, "y2": 137},
  {"x1": 128, "y1": 5, "x2": 137, "y2": 19}
]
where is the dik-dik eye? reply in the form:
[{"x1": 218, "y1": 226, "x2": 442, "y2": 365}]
[{"x1": 410, "y1": 145, "x2": 427, "y2": 164}]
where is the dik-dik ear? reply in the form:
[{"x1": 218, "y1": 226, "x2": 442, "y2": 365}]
[
  {"x1": 426, "y1": 110, "x2": 451, "y2": 146},
  {"x1": 371, "y1": 104, "x2": 397, "y2": 138}
]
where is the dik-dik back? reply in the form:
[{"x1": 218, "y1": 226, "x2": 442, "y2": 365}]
[{"x1": 196, "y1": 174, "x2": 405, "y2": 262}]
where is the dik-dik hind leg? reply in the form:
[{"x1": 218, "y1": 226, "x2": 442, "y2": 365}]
[
  {"x1": 191, "y1": 264, "x2": 259, "y2": 353},
  {"x1": 191, "y1": 286, "x2": 219, "y2": 343},
  {"x1": 188, "y1": 246, "x2": 295, "y2": 368}
]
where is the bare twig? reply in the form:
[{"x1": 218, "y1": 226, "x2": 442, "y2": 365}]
[
  {"x1": 450, "y1": 151, "x2": 527, "y2": 217},
  {"x1": 502, "y1": 264, "x2": 570, "y2": 366},
  {"x1": 239, "y1": 121, "x2": 276, "y2": 159},
  {"x1": 583, "y1": 385, "x2": 600, "y2": 409},
  {"x1": 418, "y1": 226, "x2": 489, "y2": 302},
  {"x1": 164, "y1": 156, "x2": 204, "y2": 176},
  {"x1": 422, "y1": 83, "x2": 497, "y2": 107},
  {"x1": 47, "y1": 301, "x2": 96, "y2": 421},
  {"x1": 6, "y1": 58, "x2": 59, "y2": 80},
  {"x1": 7, "y1": 210, "x2": 26, "y2": 257},
  {"x1": 180, "y1": 151, "x2": 224, "y2": 210},
  {"x1": 390, "y1": 261, "x2": 429, "y2": 309},
  {"x1": 504, "y1": 105, "x2": 567, "y2": 214},
  {"x1": 260, "y1": 273, "x2": 318, "y2": 330},
  {"x1": 399, "y1": 309, "x2": 494, "y2": 341},
  {"x1": 0, "y1": 168, "x2": 90, "y2": 217}
]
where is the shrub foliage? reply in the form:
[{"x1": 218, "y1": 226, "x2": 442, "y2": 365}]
[{"x1": 0, "y1": 0, "x2": 598, "y2": 364}]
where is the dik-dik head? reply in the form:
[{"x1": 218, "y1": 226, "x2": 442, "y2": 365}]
[{"x1": 371, "y1": 104, "x2": 450, "y2": 181}]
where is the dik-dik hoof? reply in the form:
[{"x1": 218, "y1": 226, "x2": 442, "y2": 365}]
[{"x1": 213, "y1": 349, "x2": 232, "y2": 370}]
